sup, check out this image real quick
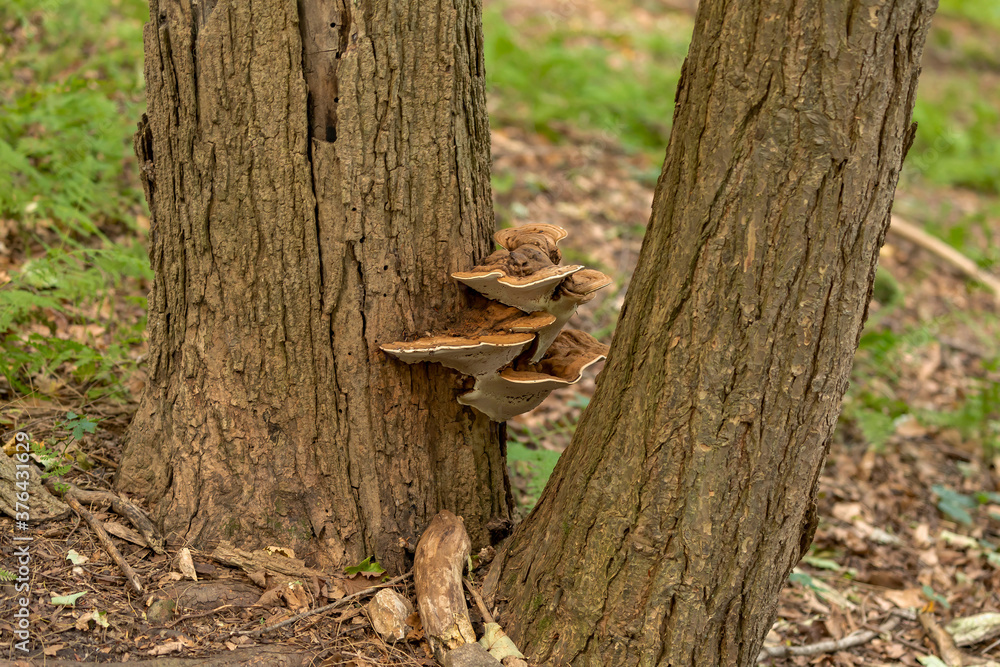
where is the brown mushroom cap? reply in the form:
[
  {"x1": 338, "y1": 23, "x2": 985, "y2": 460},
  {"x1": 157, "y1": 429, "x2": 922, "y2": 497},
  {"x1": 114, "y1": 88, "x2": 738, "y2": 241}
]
[
  {"x1": 457, "y1": 329, "x2": 608, "y2": 421},
  {"x1": 526, "y1": 270, "x2": 613, "y2": 362},
  {"x1": 451, "y1": 264, "x2": 583, "y2": 313},
  {"x1": 379, "y1": 303, "x2": 555, "y2": 378},
  {"x1": 518, "y1": 329, "x2": 609, "y2": 380},
  {"x1": 381, "y1": 334, "x2": 534, "y2": 378},
  {"x1": 557, "y1": 268, "x2": 613, "y2": 302},
  {"x1": 494, "y1": 223, "x2": 568, "y2": 264}
]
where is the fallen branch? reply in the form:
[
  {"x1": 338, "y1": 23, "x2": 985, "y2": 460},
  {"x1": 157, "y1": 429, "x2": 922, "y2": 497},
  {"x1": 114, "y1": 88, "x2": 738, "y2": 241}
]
[
  {"x1": 53, "y1": 481, "x2": 165, "y2": 554},
  {"x1": 758, "y1": 616, "x2": 900, "y2": 662},
  {"x1": 237, "y1": 571, "x2": 411, "y2": 637},
  {"x1": 63, "y1": 494, "x2": 144, "y2": 594},
  {"x1": 919, "y1": 612, "x2": 965, "y2": 666},
  {"x1": 889, "y1": 215, "x2": 1000, "y2": 304}
]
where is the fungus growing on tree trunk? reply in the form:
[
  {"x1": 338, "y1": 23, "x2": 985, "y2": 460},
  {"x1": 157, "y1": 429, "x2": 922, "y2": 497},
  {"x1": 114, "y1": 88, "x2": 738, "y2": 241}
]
[{"x1": 381, "y1": 224, "x2": 610, "y2": 421}]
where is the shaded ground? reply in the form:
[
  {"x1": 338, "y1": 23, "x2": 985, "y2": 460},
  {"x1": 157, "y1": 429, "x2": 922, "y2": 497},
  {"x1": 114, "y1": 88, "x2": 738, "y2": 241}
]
[{"x1": 3, "y1": 0, "x2": 1000, "y2": 665}]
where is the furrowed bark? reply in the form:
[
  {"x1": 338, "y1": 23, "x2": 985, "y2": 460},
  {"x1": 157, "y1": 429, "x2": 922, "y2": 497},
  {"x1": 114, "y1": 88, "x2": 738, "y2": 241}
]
[
  {"x1": 492, "y1": 0, "x2": 937, "y2": 664},
  {"x1": 120, "y1": 0, "x2": 507, "y2": 572}
]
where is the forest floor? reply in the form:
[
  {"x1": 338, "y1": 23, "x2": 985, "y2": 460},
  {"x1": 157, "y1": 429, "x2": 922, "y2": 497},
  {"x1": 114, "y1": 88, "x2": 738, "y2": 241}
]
[{"x1": 2, "y1": 0, "x2": 1000, "y2": 665}]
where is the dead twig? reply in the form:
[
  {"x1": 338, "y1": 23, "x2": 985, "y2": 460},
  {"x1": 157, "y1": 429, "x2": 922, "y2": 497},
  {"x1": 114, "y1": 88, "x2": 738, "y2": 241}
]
[
  {"x1": 758, "y1": 616, "x2": 900, "y2": 662},
  {"x1": 236, "y1": 571, "x2": 412, "y2": 637},
  {"x1": 463, "y1": 578, "x2": 494, "y2": 624},
  {"x1": 166, "y1": 604, "x2": 235, "y2": 628},
  {"x1": 919, "y1": 611, "x2": 965, "y2": 666},
  {"x1": 889, "y1": 215, "x2": 1000, "y2": 305},
  {"x1": 54, "y1": 481, "x2": 165, "y2": 554},
  {"x1": 62, "y1": 494, "x2": 144, "y2": 594}
]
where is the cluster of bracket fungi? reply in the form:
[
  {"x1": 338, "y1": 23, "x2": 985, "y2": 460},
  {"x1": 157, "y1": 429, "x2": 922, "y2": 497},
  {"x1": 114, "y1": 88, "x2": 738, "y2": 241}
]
[{"x1": 381, "y1": 224, "x2": 612, "y2": 421}]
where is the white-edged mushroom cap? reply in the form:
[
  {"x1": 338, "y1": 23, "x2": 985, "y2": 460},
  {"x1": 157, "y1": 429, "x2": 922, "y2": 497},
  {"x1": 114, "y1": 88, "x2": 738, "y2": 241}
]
[
  {"x1": 527, "y1": 270, "x2": 613, "y2": 362},
  {"x1": 380, "y1": 334, "x2": 533, "y2": 378},
  {"x1": 558, "y1": 269, "x2": 613, "y2": 300},
  {"x1": 452, "y1": 264, "x2": 583, "y2": 313},
  {"x1": 457, "y1": 329, "x2": 608, "y2": 421}
]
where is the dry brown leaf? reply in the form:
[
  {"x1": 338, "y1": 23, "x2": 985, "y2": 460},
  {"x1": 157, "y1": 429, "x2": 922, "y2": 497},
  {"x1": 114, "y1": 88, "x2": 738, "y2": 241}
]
[
  {"x1": 832, "y1": 502, "x2": 867, "y2": 523},
  {"x1": 177, "y1": 547, "x2": 198, "y2": 581},
  {"x1": 146, "y1": 639, "x2": 189, "y2": 656},
  {"x1": 43, "y1": 643, "x2": 64, "y2": 656},
  {"x1": 882, "y1": 588, "x2": 925, "y2": 609},
  {"x1": 281, "y1": 580, "x2": 310, "y2": 614}
]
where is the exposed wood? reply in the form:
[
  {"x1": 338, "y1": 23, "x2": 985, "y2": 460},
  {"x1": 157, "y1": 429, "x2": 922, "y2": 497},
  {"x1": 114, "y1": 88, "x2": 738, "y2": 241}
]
[
  {"x1": 238, "y1": 571, "x2": 412, "y2": 637},
  {"x1": 0, "y1": 451, "x2": 68, "y2": 522},
  {"x1": 889, "y1": 215, "x2": 1000, "y2": 304},
  {"x1": 64, "y1": 494, "x2": 143, "y2": 594},
  {"x1": 414, "y1": 511, "x2": 476, "y2": 661},
  {"x1": 464, "y1": 579, "x2": 494, "y2": 624},
  {"x1": 209, "y1": 542, "x2": 327, "y2": 580}
]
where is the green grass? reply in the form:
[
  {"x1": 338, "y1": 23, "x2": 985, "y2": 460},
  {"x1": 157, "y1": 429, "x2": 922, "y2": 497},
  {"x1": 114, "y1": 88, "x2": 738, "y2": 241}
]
[
  {"x1": 483, "y1": 7, "x2": 690, "y2": 155},
  {"x1": 507, "y1": 439, "x2": 563, "y2": 510},
  {"x1": 907, "y1": 73, "x2": 1000, "y2": 194},
  {"x1": 937, "y1": 0, "x2": 1000, "y2": 27},
  {"x1": 0, "y1": 0, "x2": 151, "y2": 401}
]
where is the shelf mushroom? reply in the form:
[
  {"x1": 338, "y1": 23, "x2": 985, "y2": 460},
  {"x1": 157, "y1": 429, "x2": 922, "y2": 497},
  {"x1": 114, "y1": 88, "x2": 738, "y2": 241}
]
[
  {"x1": 458, "y1": 329, "x2": 609, "y2": 421},
  {"x1": 381, "y1": 223, "x2": 611, "y2": 421},
  {"x1": 380, "y1": 303, "x2": 555, "y2": 378}
]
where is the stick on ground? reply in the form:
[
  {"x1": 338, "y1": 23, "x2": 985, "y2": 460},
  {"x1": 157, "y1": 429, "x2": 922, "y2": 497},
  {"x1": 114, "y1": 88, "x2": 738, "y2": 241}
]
[
  {"x1": 237, "y1": 572, "x2": 412, "y2": 637},
  {"x1": 758, "y1": 616, "x2": 900, "y2": 661},
  {"x1": 889, "y1": 215, "x2": 1000, "y2": 304},
  {"x1": 63, "y1": 494, "x2": 144, "y2": 594}
]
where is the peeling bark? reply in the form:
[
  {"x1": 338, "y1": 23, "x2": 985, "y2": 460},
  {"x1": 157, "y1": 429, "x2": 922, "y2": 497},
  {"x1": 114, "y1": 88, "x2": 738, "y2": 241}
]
[
  {"x1": 491, "y1": 0, "x2": 937, "y2": 664},
  {"x1": 119, "y1": 0, "x2": 507, "y2": 572}
]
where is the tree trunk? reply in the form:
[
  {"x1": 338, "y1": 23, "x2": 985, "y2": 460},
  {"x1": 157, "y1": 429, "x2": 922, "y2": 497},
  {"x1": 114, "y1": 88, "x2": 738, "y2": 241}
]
[
  {"x1": 118, "y1": 0, "x2": 508, "y2": 572},
  {"x1": 491, "y1": 0, "x2": 936, "y2": 664}
]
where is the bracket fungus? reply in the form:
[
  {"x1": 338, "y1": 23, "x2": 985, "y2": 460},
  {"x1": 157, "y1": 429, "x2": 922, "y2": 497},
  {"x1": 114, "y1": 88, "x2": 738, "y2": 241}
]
[
  {"x1": 380, "y1": 224, "x2": 611, "y2": 421},
  {"x1": 458, "y1": 329, "x2": 609, "y2": 421}
]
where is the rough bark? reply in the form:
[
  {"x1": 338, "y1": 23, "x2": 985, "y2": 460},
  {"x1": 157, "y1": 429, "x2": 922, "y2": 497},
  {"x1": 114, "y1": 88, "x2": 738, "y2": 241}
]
[
  {"x1": 492, "y1": 0, "x2": 937, "y2": 664},
  {"x1": 118, "y1": 0, "x2": 508, "y2": 572}
]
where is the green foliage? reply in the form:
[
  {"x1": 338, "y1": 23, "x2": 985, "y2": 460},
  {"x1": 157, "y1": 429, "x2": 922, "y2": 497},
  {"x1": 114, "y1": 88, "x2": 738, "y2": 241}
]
[
  {"x1": 931, "y1": 484, "x2": 1000, "y2": 526},
  {"x1": 908, "y1": 84, "x2": 1000, "y2": 193},
  {"x1": 920, "y1": 373, "x2": 1000, "y2": 458},
  {"x1": 0, "y1": 0, "x2": 147, "y2": 230},
  {"x1": 0, "y1": 0, "x2": 151, "y2": 401},
  {"x1": 0, "y1": 569, "x2": 16, "y2": 582},
  {"x1": 937, "y1": 0, "x2": 1000, "y2": 27},
  {"x1": 0, "y1": 245, "x2": 149, "y2": 400},
  {"x1": 483, "y1": 8, "x2": 689, "y2": 154},
  {"x1": 31, "y1": 439, "x2": 73, "y2": 479},
  {"x1": 61, "y1": 411, "x2": 99, "y2": 441},
  {"x1": 921, "y1": 584, "x2": 951, "y2": 609},
  {"x1": 507, "y1": 440, "x2": 562, "y2": 510},
  {"x1": 344, "y1": 556, "x2": 385, "y2": 577}
]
